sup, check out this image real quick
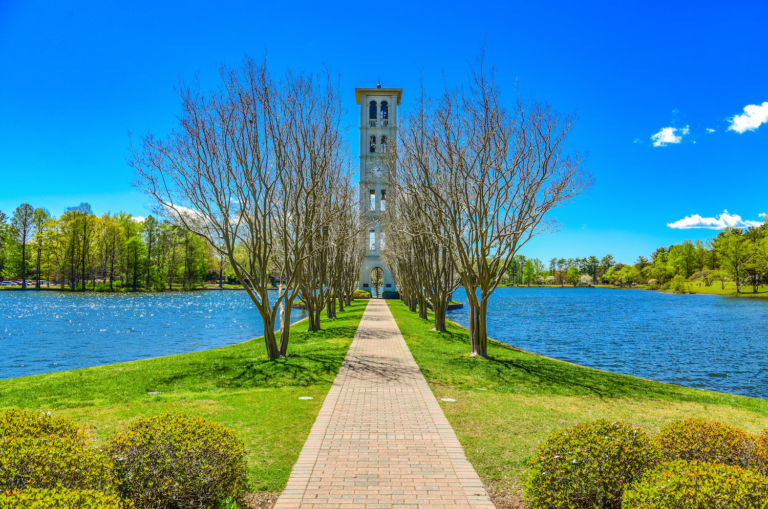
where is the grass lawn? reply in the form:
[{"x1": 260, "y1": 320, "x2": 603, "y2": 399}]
[
  {"x1": 386, "y1": 299, "x2": 768, "y2": 503},
  {"x1": 664, "y1": 280, "x2": 768, "y2": 297},
  {"x1": 0, "y1": 298, "x2": 368, "y2": 495}
]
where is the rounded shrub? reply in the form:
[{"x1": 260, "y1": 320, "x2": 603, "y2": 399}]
[
  {"x1": 0, "y1": 408, "x2": 80, "y2": 440},
  {"x1": 108, "y1": 414, "x2": 247, "y2": 509},
  {"x1": 622, "y1": 459, "x2": 768, "y2": 508},
  {"x1": 525, "y1": 420, "x2": 659, "y2": 509},
  {"x1": 753, "y1": 429, "x2": 768, "y2": 476},
  {"x1": 352, "y1": 289, "x2": 372, "y2": 299},
  {"x1": 0, "y1": 436, "x2": 114, "y2": 492},
  {"x1": 655, "y1": 418, "x2": 755, "y2": 468},
  {"x1": 0, "y1": 488, "x2": 129, "y2": 509}
]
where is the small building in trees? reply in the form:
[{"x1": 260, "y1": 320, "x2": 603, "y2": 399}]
[{"x1": 355, "y1": 84, "x2": 400, "y2": 295}]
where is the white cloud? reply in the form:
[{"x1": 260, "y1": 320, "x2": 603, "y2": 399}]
[
  {"x1": 706, "y1": 128, "x2": 716, "y2": 133},
  {"x1": 667, "y1": 210, "x2": 764, "y2": 230},
  {"x1": 131, "y1": 216, "x2": 145, "y2": 223},
  {"x1": 651, "y1": 125, "x2": 689, "y2": 147},
  {"x1": 760, "y1": 213, "x2": 767, "y2": 218},
  {"x1": 728, "y1": 101, "x2": 768, "y2": 133}
]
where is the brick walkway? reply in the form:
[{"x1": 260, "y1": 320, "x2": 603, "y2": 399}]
[{"x1": 274, "y1": 299, "x2": 494, "y2": 508}]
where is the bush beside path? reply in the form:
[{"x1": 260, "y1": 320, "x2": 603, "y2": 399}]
[{"x1": 0, "y1": 299, "x2": 368, "y2": 498}]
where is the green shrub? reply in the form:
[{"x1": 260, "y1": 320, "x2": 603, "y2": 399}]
[
  {"x1": 352, "y1": 289, "x2": 371, "y2": 299},
  {"x1": 622, "y1": 459, "x2": 768, "y2": 508},
  {"x1": 109, "y1": 414, "x2": 247, "y2": 509},
  {"x1": 656, "y1": 418, "x2": 755, "y2": 468},
  {"x1": 753, "y1": 430, "x2": 768, "y2": 476},
  {"x1": 0, "y1": 436, "x2": 114, "y2": 492},
  {"x1": 0, "y1": 408, "x2": 80, "y2": 440},
  {"x1": 0, "y1": 488, "x2": 128, "y2": 509},
  {"x1": 525, "y1": 420, "x2": 659, "y2": 509},
  {"x1": 381, "y1": 290, "x2": 400, "y2": 299},
  {"x1": 668, "y1": 275, "x2": 689, "y2": 293}
]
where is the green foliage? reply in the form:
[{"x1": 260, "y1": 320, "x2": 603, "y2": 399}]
[
  {"x1": 667, "y1": 274, "x2": 689, "y2": 293},
  {"x1": 108, "y1": 414, "x2": 247, "y2": 508},
  {"x1": 352, "y1": 289, "x2": 371, "y2": 299},
  {"x1": 656, "y1": 418, "x2": 756, "y2": 468},
  {"x1": 622, "y1": 460, "x2": 768, "y2": 508},
  {"x1": 0, "y1": 408, "x2": 80, "y2": 440},
  {"x1": 525, "y1": 420, "x2": 659, "y2": 509},
  {"x1": 0, "y1": 436, "x2": 114, "y2": 492},
  {"x1": 0, "y1": 488, "x2": 128, "y2": 509},
  {"x1": 754, "y1": 430, "x2": 768, "y2": 476},
  {"x1": 381, "y1": 290, "x2": 399, "y2": 299}
]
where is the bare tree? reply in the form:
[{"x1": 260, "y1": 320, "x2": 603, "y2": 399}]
[
  {"x1": 133, "y1": 57, "x2": 349, "y2": 359},
  {"x1": 392, "y1": 64, "x2": 588, "y2": 356}
]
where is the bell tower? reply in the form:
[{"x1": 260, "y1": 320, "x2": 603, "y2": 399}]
[{"x1": 355, "y1": 84, "x2": 401, "y2": 296}]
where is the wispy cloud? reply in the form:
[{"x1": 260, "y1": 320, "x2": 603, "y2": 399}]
[
  {"x1": 728, "y1": 101, "x2": 768, "y2": 133},
  {"x1": 651, "y1": 125, "x2": 689, "y2": 147},
  {"x1": 668, "y1": 210, "x2": 764, "y2": 230},
  {"x1": 705, "y1": 128, "x2": 716, "y2": 133}
]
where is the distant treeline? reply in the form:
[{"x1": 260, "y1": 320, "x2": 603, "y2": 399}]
[
  {"x1": 0, "y1": 203, "x2": 227, "y2": 291},
  {"x1": 506, "y1": 220, "x2": 768, "y2": 293}
]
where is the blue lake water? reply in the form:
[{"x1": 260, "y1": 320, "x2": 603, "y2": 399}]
[
  {"x1": 0, "y1": 291, "x2": 306, "y2": 380},
  {"x1": 448, "y1": 287, "x2": 768, "y2": 399}
]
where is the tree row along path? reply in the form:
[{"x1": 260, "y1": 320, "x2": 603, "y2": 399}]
[{"x1": 274, "y1": 299, "x2": 494, "y2": 508}]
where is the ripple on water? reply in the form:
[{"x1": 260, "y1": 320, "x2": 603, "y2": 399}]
[
  {"x1": 447, "y1": 287, "x2": 768, "y2": 399},
  {"x1": 0, "y1": 291, "x2": 307, "y2": 379}
]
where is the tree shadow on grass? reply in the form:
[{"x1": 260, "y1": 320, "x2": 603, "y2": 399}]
[
  {"x1": 153, "y1": 323, "x2": 360, "y2": 390},
  {"x1": 417, "y1": 327, "x2": 706, "y2": 402}
]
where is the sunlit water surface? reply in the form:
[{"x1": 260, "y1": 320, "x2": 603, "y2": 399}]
[
  {"x1": 448, "y1": 287, "x2": 768, "y2": 399},
  {"x1": 0, "y1": 291, "x2": 306, "y2": 379}
]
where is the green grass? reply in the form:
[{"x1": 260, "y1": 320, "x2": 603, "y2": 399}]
[
  {"x1": 0, "y1": 299, "x2": 368, "y2": 494},
  {"x1": 664, "y1": 281, "x2": 768, "y2": 297},
  {"x1": 386, "y1": 299, "x2": 768, "y2": 499}
]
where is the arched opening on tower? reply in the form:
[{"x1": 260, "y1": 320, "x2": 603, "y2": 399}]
[
  {"x1": 369, "y1": 101, "x2": 377, "y2": 122},
  {"x1": 380, "y1": 135, "x2": 388, "y2": 153},
  {"x1": 369, "y1": 135, "x2": 376, "y2": 153},
  {"x1": 371, "y1": 267, "x2": 384, "y2": 298},
  {"x1": 380, "y1": 101, "x2": 389, "y2": 126}
]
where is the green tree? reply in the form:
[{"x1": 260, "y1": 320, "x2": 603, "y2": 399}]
[
  {"x1": 669, "y1": 240, "x2": 700, "y2": 278},
  {"x1": 566, "y1": 265, "x2": 580, "y2": 286},
  {"x1": 11, "y1": 203, "x2": 34, "y2": 289},
  {"x1": 143, "y1": 215, "x2": 159, "y2": 290},
  {"x1": 715, "y1": 229, "x2": 749, "y2": 293},
  {"x1": 31, "y1": 208, "x2": 51, "y2": 289}
]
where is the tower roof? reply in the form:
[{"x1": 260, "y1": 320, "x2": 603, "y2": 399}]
[{"x1": 355, "y1": 87, "x2": 402, "y2": 105}]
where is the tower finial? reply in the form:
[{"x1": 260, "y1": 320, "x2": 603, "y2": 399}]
[{"x1": 376, "y1": 79, "x2": 381, "y2": 89}]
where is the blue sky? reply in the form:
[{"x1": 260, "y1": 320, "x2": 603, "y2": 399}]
[{"x1": 1, "y1": 0, "x2": 766, "y2": 263}]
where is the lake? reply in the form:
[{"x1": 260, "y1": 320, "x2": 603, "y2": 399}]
[
  {"x1": 0, "y1": 291, "x2": 306, "y2": 379},
  {"x1": 3, "y1": 288, "x2": 767, "y2": 399},
  {"x1": 448, "y1": 287, "x2": 768, "y2": 399}
]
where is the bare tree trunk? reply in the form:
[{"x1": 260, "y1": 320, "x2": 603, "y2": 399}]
[{"x1": 279, "y1": 307, "x2": 293, "y2": 357}]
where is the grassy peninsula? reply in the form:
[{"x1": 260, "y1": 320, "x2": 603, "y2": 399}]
[
  {"x1": 0, "y1": 299, "x2": 367, "y2": 497},
  {"x1": 386, "y1": 299, "x2": 768, "y2": 503}
]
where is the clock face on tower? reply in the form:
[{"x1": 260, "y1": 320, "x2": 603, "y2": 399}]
[{"x1": 370, "y1": 166, "x2": 385, "y2": 178}]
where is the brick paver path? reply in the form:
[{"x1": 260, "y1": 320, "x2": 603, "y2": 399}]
[{"x1": 274, "y1": 299, "x2": 495, "y2": 508}]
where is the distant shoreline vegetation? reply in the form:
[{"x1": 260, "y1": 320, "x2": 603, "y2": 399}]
[
  {"x1": 0, "y1": 204, "x2": 242, "y2": 292},
  {"x1": 2, "y1": 202, "x2": 766, "y2": 297},
  {"x1": 501, "y1": 220, "x2": 768, "y2": 296}
]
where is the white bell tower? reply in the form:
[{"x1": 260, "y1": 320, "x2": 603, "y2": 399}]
[{"x1": 355, "y1": 84, "x2": 401, "y2": 296}]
